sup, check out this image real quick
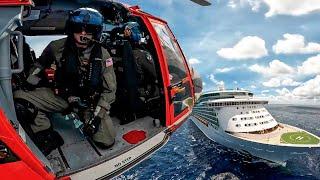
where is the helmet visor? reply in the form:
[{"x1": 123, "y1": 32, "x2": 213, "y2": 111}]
[{"x1": 71, "y1": 23, "x2": 102, "y2": 34}]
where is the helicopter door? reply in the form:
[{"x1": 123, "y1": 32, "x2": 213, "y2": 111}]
[{"x1": 150, "y1": 20, "x2": 194, "y2": 125}]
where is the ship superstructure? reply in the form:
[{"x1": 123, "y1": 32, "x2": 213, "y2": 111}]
[{"x1": 191, "y1": 90, "x2": 320, "y2": 164}]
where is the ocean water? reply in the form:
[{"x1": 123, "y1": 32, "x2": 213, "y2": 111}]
[{"x1": 116, "y1": 105, "x2": 320, "y2": 180}]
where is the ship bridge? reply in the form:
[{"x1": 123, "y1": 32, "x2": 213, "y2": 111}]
[{"x1": 197, "y1": 90, "x2": 254, "y2": 103}]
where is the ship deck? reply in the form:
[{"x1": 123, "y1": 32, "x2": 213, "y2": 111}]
[{"x1": 230, "y1": 123, "x2": 320, "y2": 147}]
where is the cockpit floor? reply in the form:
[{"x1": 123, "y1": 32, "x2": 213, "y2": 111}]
[{"x1": 47, "y1": 113, "x2": 164, "y2": 176}]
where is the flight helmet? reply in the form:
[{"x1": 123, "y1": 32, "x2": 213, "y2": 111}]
[
  {"x1": 125, "y1": 22, "x2": 142, "y2": 43},
  {"x1": 68, "y1": 7, "x2": 104, "y2": 41}
]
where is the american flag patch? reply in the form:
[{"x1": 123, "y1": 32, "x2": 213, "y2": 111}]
[{"x1": 105, "y1": 57, "x2": 113, "y2": 67}]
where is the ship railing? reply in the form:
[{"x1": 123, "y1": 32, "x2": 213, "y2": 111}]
[
  {"x1": 195, "y1": 100, "x2": 268, "y2": 108},
  {"x1": 192, "y1": 112, "x2": 219, "y2": 125},
  {"x1": 192, "y1": 114, "x2": 220, "y2": 129},
  {"x1": 192, "y1": 108, "x2": 217, "y2": 116}
]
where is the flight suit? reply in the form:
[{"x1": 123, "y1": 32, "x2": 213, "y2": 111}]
[
  {"x1": 14, "y1": 37, "x2": 117, "y2": 146},
  {"x1": 132, "y1": 49, "x2": 158, "y2": 98}
]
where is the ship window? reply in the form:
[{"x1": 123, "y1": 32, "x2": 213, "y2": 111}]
[
  {"x1": 237, "y1": 107, "x2": 239, "y2": 109},
  {"x1": 232, "y1": 118, "x2": 237, "y2": 121},
  {"x1": 240, "y1": 112, "x2": 243, "y2": 114},
  {"x1": 236, "y1": 124, "x2": 241, "y2": 127}
]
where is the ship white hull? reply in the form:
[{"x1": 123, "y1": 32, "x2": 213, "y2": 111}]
[{"x1": 190, "y1": 116, "x2": 318, "y2": 165}]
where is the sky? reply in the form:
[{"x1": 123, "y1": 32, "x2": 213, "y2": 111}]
[
  {"x1": 118, "y1": 0, "x2": 320, "y2": 105},
  {"x1": 27, "y1": 0, "x2": 320, "y2": 105}
]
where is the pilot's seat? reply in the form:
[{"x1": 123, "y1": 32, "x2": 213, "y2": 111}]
[{"x1": 111, "y1": 40, "x2": 160, "y2": 125}]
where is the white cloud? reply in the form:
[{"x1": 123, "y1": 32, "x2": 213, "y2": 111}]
[
  {"x1": 188, "y1": 58, "x2": 202, "y2": 64},
  {"x1": 281, "y1": 78, "x2": 301, "y2": 87},
  {"x1": 276, "y1": 88, "x2": 294, "y2": 98},
  {"x1": 292, "y1": 75, "x2": 320, "y2": 98},
  {"x1": 263, "y1": 78, "x2": 281, "y2": 87},
  {"x1": 262, "y1": 77, "x2": 301, "y2": 87},
  {"x1": 256, "y1": 81, "x2": 320, "y2": 105},
  {"x1": 227, "y1": 0, "x2": 262, "y2": 12},
  {"x1": 217, "y1": 36, "x2": 268, "y2": 60},
  {"x1": 251, "y1": 85, "x2": 257, "y2": 89},
  {"x1": 248, "y1": 0, "x2": 262, "y2": 12},
  {"x1": 208, "y1": 74, "x2": 225, "y2": 88},
  {"x1": 273, "y1": 34, "x2": 320, "y2": 54},
  {"x1": 216, "y1": 67, "x2": 235, "y2": 73},
  {"x1": 263, "y1": 0, "x2": 320, "y2": 17},
  {"x1": 229, "y1": 0, "x2": 320, "y2": 17},
  {"x1": 257, "y1": 88, "x2": 319, "y2": 105},
  {"x1": 228, "y1": 0, "x2": 237, "y2": 8},
  {"x1": 249, "y1": 59, "x2": 295, "y2": 77},
  {"x1": 298, "y1": 54, "x2": 320, "y2": 75}
]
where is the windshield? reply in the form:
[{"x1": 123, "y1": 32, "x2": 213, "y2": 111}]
[
  {"x1": 151, "y1": 20, "x2": 193, "y2": 117},
  {"x1": 151, "y1": 22, "x2": 187, "y2": 84}
]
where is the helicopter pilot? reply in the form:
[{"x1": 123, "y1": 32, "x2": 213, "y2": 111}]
[
  {"x1": 14, "y1": 8, "x2": 117, "y2": 154},
  {"x1": 112, "y1": 22, "x2": 159, "y2": 125}
]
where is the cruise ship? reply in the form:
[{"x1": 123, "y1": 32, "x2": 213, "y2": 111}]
[{"x1": 190, "y1": 89, "x2": 320, "y2": 165}]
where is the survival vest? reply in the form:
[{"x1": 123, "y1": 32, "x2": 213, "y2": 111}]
[{"x1": 47, "y1": 38, "x2": 110, "y2": 101}]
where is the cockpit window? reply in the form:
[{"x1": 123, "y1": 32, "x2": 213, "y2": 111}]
[
  {"x1": 151, "y1": 22, "x2": 187, "y2": 84},
  {"x1": 25, "y1": 35, "x2": 66, "y2": 57},
  {"x1": 151, "y1": 20, "x2": 193, "y2": 117}
]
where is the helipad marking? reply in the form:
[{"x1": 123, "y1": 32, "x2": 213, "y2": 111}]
[{"x1": 296, "y1": 136, "x2": 304, "y2": 141}]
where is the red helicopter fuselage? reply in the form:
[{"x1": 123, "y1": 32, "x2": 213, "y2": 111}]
[{"x1": 0, "y1": 1, "x2": 201, "y2": 179}]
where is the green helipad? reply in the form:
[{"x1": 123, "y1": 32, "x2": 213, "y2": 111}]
[{"x1": 281, "y1": 131, "x2": 320, "y2": 145}]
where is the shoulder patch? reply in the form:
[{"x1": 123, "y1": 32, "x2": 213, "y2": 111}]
[
  {"x1": 146, "y1": 53, "x2": 152, "y2": 62},
  {"x1": 105, "y1": 57, "x2": 113, "y2": 67}
]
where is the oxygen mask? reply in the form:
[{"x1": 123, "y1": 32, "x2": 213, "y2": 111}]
[
  {"x1": 79, "y1": 35, "x2": 91, "y2": 44},
  {"x1": 73, "y1": 32, "x2": 95, "y2": 47}
]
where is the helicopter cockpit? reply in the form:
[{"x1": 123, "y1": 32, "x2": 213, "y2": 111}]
[
  {"x1": 11, "y1": 1, "x2": 167, "y2": 176},
  {"x1": 1, "y1": 0, "x2": 197, "y2": 178}
]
